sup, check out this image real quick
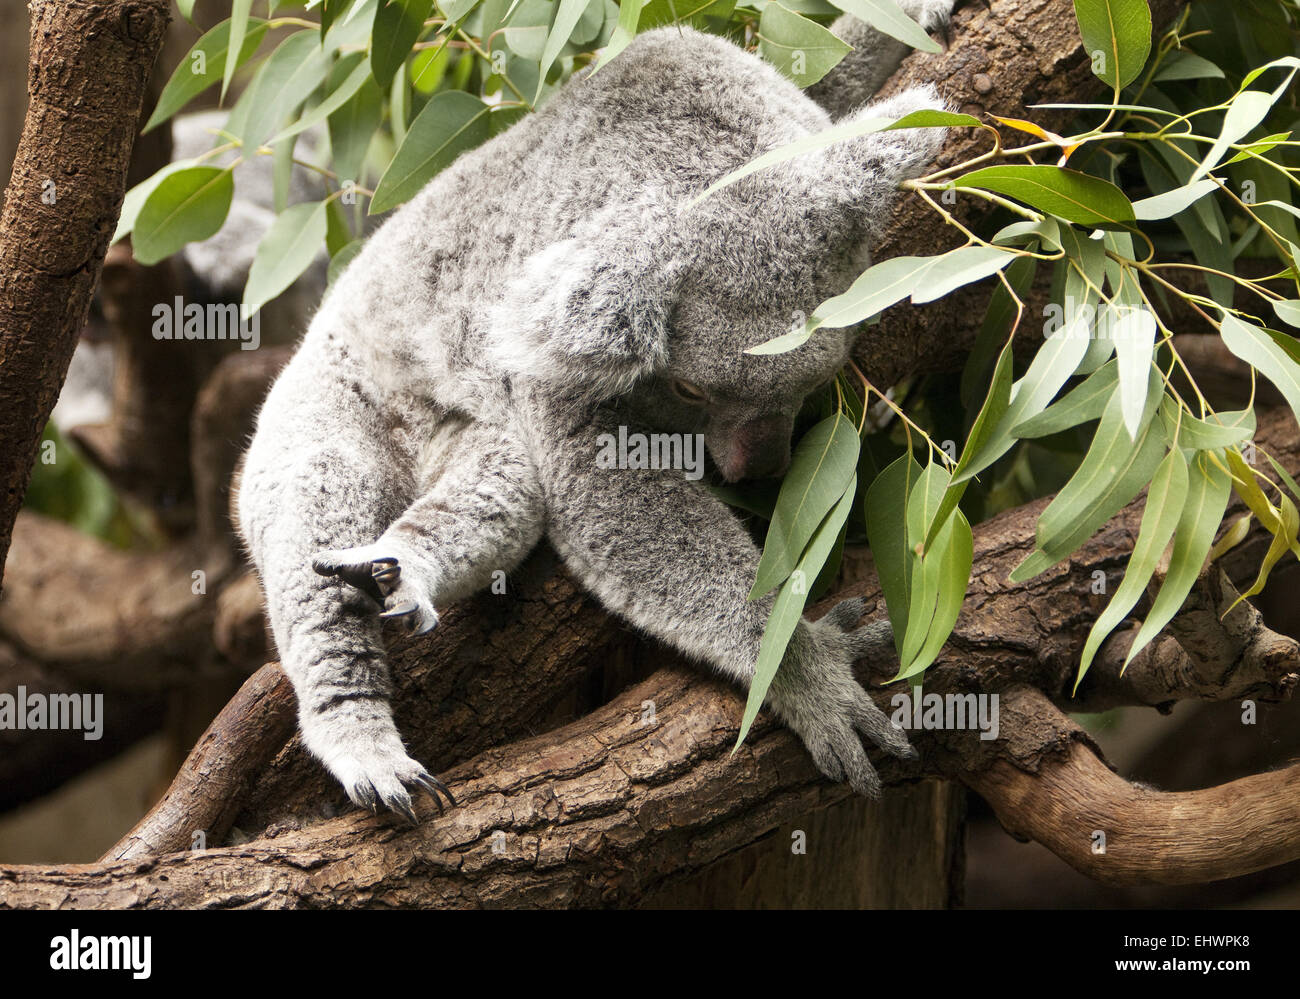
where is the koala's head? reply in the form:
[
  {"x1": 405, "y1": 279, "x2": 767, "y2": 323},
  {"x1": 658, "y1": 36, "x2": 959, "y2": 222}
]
[
  {"x1": 491, "y1": 88, "x2": 944, "y2": 481},
  {"x1": 622, "y1": 262, "x2": 859, "y2": 481}
]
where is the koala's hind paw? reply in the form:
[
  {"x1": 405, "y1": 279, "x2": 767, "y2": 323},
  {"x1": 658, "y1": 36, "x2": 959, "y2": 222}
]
[
  {"x1": 313, "y1": 546, "x2": 440, "y2": 634},
  {"x1": 770, "y1": 598, "x2": 917, "y2": 799},
  {"x1": 324, "y1": 739, "x2": 457, "y2": 821}
]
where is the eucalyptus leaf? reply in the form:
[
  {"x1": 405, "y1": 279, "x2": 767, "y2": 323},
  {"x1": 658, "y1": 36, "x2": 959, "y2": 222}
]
[
  {"x1": 1072, "y1": 0, "x2": 1152, "y2": 90},
  {"x1": 758, "y1": 2, "x2": 851, "y2": 87},
  {"x1": 370, "y1": 91, "x2": 492, "y2": 213},
  {"x1": 243, "y1": 201, "x2": 329, "y2": 314},
  {"x1": 736, "y1": 474, "x2": 858, "y2": 749},
  {"x1": 953, "y1": 165, "x2": 1135, "y2": 227},
  {"x1": 132, "y1": 166, "x2": 235, "y2": 266},
  {"x1": 1075, "y1": 447, "x2": 1189, "y2": 689},
  {"x1": 751, "y1": 412, "x2": 860, "y2": 599}
]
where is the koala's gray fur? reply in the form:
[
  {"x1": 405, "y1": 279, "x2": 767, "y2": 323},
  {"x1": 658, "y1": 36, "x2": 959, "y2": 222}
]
[{"x1": 238, "y1": 5, "x2": 954, "y2": 820}]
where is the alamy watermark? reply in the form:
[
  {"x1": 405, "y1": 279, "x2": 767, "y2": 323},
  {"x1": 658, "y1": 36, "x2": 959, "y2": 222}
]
[
  {"x1": 50, "y1": 931, "x2": 150, "y2": 979},
  {"x1": 890, "y1": 690, "x2": 999, "y2": 741},
  {"x1": 152, "y1": 296, "x2": 260, "y2": 350},
  {"x1": 596, "y1": 426, "x2": 706, "y2": 481},
  {"x1": 0, "y1": 686, "x2": 104, "y2": 741}
]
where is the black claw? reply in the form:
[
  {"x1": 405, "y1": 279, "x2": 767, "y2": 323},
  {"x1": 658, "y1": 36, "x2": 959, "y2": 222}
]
[
  {"x1": 315, "y1": 558, "x2": 385, "y2": 603},
  {"x1": 390, "y1": 794, "x2": 419, "y2": 826},
  {"x1": 415, "y1": 773, "x2": 456, "y2": 814},
  {"x1": 353, "y1": 782, "x2": 377, "y2": 811},
  {"x1": 380, "y1": 599, "x2": 419, "y2": 620},
  {"x1": 371, "y1": 560, "x2": 400, "y2": 592}
]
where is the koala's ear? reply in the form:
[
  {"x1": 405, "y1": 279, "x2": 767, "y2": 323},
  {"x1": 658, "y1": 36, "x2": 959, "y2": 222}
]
[{"x1": 488, "y1": 207, "x2": 685, "y2": 399}]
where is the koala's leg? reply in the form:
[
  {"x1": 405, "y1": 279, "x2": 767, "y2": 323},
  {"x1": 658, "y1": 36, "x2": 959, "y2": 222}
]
[
  {"x1": 806, "y1": 0, "x2": 957, "y2": 119},
  {"x1": 238, "y1": 360, "x2": 453, "y2": 820},
  {"x1": 523, "y1": 400, "x2": 915, "y2": 798},
  {"x1": 313, "y1": 418, "x2": 545, "y2": 635}
]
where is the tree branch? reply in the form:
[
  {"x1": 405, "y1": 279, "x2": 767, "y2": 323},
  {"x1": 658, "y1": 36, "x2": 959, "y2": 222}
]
[{"x1": 0, "y1": 0, "x2": 171, "y2": 587}]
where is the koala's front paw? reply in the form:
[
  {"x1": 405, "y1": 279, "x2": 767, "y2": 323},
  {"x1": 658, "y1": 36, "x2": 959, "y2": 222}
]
[
  {"x1": 769, "y1": 598, "x2": 916, "y2": 798},
  {"x1": 304, "y1": 714, "x2": 456, "y2": 822},
  {"x1": 313, "y1": 544, "x2": 439, "y2": 634}
]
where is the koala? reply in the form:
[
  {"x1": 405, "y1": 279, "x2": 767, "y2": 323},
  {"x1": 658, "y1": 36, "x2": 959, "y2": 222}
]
[{"x1": 238, "y1": 6, "x2": 954, "y2": 820}]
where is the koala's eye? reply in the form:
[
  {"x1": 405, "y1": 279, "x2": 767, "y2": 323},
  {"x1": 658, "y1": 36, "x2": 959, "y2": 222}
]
[{"x1": 670, "y1": 379, "x2": 710, "y2": 405}]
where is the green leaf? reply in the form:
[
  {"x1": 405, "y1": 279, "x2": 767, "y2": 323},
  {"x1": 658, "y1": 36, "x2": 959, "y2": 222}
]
[
  {"x1": 831, "y1": 0, "x2": 941, "y2": 54},
  {"x1": 758, "y1": 2, "x2": 851, "y2": 86},
  {"x1": 145, "y1": 18, "x2": 270, "y2": 133},
  {"x1": 1157, "y1": 399, "x2": 1254, "y2": 451},
  {"x1": 865, "y1": 453, "x2": 924, "y2": 658},
  {"x1": 898, "y1": 464, "x2": 946, "y2": 666},
  {"x1": 114, "y1": 160, "x2": 197, "y2": 244},
  {"x1": 271, "y1": 51, "x2": 372, "y2": 145},
  {"x1": 132, "y1": 166, "x2": 235, "y2": 265},
  {"x1": 535, "y1": 0, "x2": 590, "y2": 101},
  {"x1": 1072, "y1": 0, "x2": 1152, "y2": 90},
  {"x1": 589, "y1": 0, "x2": 643, "y2": 74},
  {"x1": 898, "y1": 464, "x2": 972, "y2": 677},
  {"x1": 752, "y1": 246, "x2": 1012, "y2": 353},
  {"x1": 735, "y1": 473, "x2": 858, "y2": 749},
  {"x1": 1075, "y1": 447, "x2": 1189, "y2": 689},
  {"x1": 370, "y1": 91, "x2": 492, "y2": 213},
  {"x1": 961, "y1": 254, "x2": 1036, "y2": 410},
  {"x1": 1222, "y1": 131, "x2": 1291, "y2": 167},
  {"x1": 953, "y1": 165, "x2": 1135, "y2": 227},
  {"x1": 223, "y1": 0, "x2": 255, "y2": 103},
  {"x1": 751, "y1": 412, "x2": 860, "y2": 599},
  {"x1": 329, "y1": 73, "x2": 384, "y2": 182},
  {"x1": 1012, "y1": 358, "x2": 1117, "y2": 438},
  {"x1": 178, "y1": 0, "x2": 198, "y2": 23},
  {"x1": 639, "y1": 0, "x2": 735, "y2": 30},
  {"x1": 1219, "y1": 313, "x2": 1300, "y2": 429},
  {"x1": 1153, "y1": 50, "x2": 1225, "y2": 82},
  {"x1": 1131, "y1": 178, "x2": 1218, "y2": 221},
  {"x1": 884, "y1": 110, "x2": 982, "y2": 131},
  {"x1": 1273, "y1": 301, "x2": 1300, "y2": 329},
  {"x1": 1112, "y1": 305, "x2": 1157, "y2": 441},
  {"x1": 372, "y1": 0, "x2": 436, "y2": 90},
  {"x1": 1191, "y1": 90, "x2": 1277, "y2": 183},
  {"x1": 925, "y1": 338, "x2": 1014, "y2": 552},
  {"x1": 909, "y1": 246, "x2": 1014, "y2": 305},
  {"x1": 952, "y1": 318, "x2": 1093, "y2": 484},
  {"x1": 1011, "y1": 368, "x2": 1166, "y2": 581},
  {"x1": 243, "y1": 201, "x2": 329, "y2": 314},
  {"x1": 237, "y1": 31, "x2": 334, "y2": 152},
  {"x1": 896, "y1": 504, "x2": 971, "y2": 680},
  {"x1": 1123, "y1": 449, "x2": 1232, "y2": 669},
  {"x1": 689, "y1": 111, "x2": 912, "y2": 207}
]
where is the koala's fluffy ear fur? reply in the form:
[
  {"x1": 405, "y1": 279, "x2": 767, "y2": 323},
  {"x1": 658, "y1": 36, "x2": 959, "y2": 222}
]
[{"x1": 488, "y1": 198, "x2": 686, "y2": 400}]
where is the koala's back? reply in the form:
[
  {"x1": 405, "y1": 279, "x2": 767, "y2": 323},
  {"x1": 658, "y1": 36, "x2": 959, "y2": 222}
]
[{"x1": 298, "y1": 28, "x2": 836, "y2": 417}]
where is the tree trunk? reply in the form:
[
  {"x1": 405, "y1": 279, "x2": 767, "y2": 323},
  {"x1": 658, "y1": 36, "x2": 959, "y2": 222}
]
[{"x1": 0, "y1": 0, "x2": 170, "y2": 589}]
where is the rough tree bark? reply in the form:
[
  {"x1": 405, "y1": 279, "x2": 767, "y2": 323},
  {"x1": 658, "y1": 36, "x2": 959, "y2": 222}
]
[{"x1": 0, "y1": 0, "x2": 170, "y2": 588}]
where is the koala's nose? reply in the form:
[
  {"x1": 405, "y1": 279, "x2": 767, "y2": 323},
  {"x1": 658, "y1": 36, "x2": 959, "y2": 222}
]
[{"x1": 718, "y1": 414, "x2": 792, "y2": 481}]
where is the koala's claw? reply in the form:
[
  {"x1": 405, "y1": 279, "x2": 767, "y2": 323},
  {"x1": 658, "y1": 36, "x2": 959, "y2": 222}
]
[
  {"x1": 313, "y1": 546, "x2": 440, "y2": 634},
  {"x1": 415, "y1": 772, "x2": 457, "y2": 814}
]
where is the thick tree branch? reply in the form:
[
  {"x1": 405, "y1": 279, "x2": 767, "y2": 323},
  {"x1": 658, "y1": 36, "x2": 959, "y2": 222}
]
[{"x1": 0, "y1": 0, "x2": 170, "y2": 588}]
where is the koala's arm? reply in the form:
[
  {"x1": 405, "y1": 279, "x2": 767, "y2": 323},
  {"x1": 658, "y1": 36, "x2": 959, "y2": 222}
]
[
  {"x1": 517, "y1": 393, "x2": 914, "y2": 796},
  {"x1": 313, "y1": 416, "x2": 545, "y2": 635},
  {"x1": 806, "y1": 0, "x2": 956, "y2": 119},
  {"x1": 241, "y1": 347, "x2": 542, "y2": 817}
]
